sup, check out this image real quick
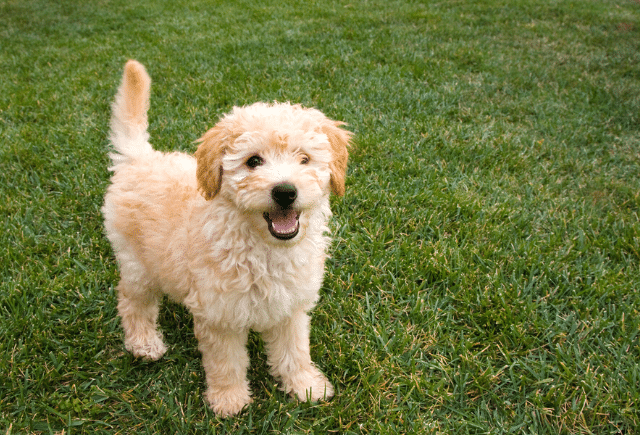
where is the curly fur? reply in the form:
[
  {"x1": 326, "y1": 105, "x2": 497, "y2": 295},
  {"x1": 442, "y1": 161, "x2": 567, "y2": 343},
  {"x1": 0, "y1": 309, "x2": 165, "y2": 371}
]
[{"x1": 102, "y1": 60, "x2": 351, "y2": 417}]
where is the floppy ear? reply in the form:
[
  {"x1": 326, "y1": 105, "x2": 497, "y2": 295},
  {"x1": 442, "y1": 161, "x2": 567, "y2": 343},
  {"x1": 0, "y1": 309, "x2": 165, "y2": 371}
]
[
  {"x1": 321, "y1": 120, "x2": 352, "y2": 197},
  {"x1": 195, "y1": 125, "x2": 226, "y2": 200}
]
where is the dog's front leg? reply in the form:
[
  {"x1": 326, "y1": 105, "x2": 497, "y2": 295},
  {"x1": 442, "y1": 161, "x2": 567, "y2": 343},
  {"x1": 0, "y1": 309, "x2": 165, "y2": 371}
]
[
  {"x1": 262, "y1": 309, "x2": 334, "y2": 402},
  {"x1": 193, "y1": 318, "x2": 252, "y2": 417}
]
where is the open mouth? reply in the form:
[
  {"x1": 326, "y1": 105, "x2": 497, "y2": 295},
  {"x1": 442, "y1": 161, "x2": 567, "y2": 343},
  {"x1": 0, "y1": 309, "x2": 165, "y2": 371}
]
[{"x1": 263, "y1": 209, "x2": 300, "y2": 240}]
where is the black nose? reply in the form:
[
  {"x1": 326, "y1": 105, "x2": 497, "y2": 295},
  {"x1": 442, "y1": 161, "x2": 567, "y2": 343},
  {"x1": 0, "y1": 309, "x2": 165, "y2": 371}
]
[{"x1": 272, "y1": 182, "x2": 297, "y2": 207}]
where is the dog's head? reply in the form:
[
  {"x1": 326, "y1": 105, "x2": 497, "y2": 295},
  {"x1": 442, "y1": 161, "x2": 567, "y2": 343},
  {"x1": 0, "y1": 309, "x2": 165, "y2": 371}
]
[{"x1": 195, "y1": 102, "x2": 351, "y2": 243}]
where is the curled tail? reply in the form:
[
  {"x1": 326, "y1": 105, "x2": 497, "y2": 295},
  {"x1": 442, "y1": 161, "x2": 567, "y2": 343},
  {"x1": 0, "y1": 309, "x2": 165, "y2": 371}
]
[{"x1": 109, "y1": 60, "x2": 154, "y2": 169}]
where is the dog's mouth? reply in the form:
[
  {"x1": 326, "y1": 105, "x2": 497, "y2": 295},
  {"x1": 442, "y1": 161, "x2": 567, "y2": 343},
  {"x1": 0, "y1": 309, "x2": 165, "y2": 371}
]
[{"x1": 263, "y1": 209, "x2": 300, "y2": 240}]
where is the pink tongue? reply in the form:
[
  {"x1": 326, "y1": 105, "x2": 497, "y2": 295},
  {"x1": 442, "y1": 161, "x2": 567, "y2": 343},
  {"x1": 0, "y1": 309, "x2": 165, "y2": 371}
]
[{"x1": 269, "y1": 209, "x2": 298, "y2": 233}]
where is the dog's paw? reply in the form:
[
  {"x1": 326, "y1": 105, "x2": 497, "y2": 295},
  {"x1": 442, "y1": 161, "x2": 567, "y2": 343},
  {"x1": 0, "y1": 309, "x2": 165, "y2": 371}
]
[
  {"x1": 287, "y1": 367, "x2": 334, "y2": 402},
  {"x1": 124, "y1": 331, "x2": 167, "y2": 361},
  {"x1": 206, "y1": 386, "x2": 252, "y2": 417}
]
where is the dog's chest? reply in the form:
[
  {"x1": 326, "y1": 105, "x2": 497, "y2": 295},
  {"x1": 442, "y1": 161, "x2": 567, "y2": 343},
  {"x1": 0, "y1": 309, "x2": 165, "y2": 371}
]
[{"x1": 188, "y1": 243, "x2": 323, "y2": 331}]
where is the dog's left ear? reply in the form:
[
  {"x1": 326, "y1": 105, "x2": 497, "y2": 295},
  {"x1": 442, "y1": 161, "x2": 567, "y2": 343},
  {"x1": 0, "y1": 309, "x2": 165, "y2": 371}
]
[
  {"x1": 195, "y1": 124, "x2": 227, "y2": 200},
  {"x1": 321, "y1": 120, "x2": 352, "y2": 197}
]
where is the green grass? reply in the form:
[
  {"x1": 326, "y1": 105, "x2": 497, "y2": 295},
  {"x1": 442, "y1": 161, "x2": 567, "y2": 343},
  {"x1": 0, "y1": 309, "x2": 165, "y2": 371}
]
[{"x1": 1, "y1": 0, "x2": 640, "y2": 433}]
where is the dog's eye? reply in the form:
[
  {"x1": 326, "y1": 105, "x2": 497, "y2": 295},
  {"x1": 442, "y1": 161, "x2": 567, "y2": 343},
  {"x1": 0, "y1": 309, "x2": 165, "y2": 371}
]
[
  {"x1": 300, "y1": 155, "x2": 310, "y2": 165},
  {"x1": 246, "y1": 155, "x2": 264, "y2": 169}
]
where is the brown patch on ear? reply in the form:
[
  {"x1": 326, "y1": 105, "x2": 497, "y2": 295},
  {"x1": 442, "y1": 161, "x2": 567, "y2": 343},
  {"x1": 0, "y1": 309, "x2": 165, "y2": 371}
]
[
  {"x1": 321, "y1": 120, "x2": 352, "y2": 196},
  {"x1": 195, "y1": 125, "x2": 227, "y2": 200}
]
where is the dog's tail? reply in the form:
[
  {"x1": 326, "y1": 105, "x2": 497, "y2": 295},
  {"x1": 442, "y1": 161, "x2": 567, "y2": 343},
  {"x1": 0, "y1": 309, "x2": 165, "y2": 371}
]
[{"x1": 108, "y1": 60, "x2": 154, "y2": 169}]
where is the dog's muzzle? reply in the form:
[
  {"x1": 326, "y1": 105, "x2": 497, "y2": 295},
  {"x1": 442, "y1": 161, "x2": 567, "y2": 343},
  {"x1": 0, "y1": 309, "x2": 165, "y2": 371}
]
[{"x1": 263, "y1": 182, "x2": 300, "y2": 240}]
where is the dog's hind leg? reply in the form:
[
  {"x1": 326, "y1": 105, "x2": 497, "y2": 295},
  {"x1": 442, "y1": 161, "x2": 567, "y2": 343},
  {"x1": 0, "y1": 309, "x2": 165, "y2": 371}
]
[{"x1": 116, "y1": 280, "x2": 167, "y2": 361}]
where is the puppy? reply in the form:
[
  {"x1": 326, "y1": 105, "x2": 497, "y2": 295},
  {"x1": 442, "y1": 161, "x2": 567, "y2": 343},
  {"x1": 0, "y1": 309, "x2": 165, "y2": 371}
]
[{"x1": 102, "y1": 60, "x2": 351, "y2": 417}]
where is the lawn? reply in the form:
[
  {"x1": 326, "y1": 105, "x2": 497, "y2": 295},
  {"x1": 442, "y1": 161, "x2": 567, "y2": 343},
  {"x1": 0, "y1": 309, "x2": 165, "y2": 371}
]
[{"x1": 1, "y1": 0, "x2": 639, "y2": 433}]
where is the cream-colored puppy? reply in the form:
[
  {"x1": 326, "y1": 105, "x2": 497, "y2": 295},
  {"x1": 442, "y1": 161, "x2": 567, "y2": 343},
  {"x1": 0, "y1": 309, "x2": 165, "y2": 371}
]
[{"x1": 102, "y1": 60, "x2": 351, "y2": 417}]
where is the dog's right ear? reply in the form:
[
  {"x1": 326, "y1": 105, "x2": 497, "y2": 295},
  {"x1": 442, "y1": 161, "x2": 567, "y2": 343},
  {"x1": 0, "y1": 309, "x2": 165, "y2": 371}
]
[{"x1": 195, "y1": 125, "x2": 226, "y2": 200}]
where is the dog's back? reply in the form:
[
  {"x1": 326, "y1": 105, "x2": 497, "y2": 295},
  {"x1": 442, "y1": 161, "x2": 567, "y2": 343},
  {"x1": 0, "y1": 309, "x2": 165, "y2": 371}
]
[{"x1": 103, "y1": 60, "x2": 199, "y2": 297}]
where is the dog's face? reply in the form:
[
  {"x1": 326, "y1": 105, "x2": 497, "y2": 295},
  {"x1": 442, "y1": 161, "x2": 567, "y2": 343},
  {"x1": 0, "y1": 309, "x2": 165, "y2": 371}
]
[{"x1": 195, "y1": 103, "x2": 351, "y2": 244}]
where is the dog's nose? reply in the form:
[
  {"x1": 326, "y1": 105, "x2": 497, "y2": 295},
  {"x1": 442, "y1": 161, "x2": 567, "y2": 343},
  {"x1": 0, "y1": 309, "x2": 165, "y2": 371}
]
[{"x1": 272, "y1": 182, "x2": 297, "y2": 207}]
